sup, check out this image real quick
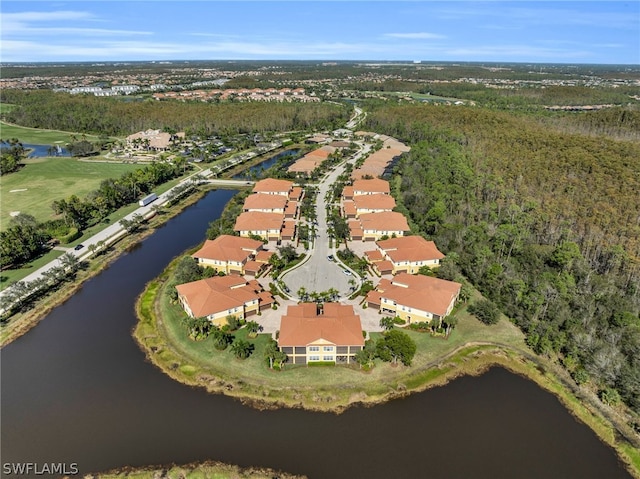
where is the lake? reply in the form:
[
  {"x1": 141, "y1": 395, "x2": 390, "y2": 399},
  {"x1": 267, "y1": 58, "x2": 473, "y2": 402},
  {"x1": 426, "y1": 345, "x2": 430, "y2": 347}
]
[{"x1": 0, "y1": 189, "x2": 631, "y2": 478}]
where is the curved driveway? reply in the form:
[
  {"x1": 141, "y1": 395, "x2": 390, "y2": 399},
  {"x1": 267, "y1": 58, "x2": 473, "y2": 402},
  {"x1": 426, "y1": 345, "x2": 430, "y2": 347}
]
[{"x1": 281, "y1": 143, "x2": 371, "y2": 299}]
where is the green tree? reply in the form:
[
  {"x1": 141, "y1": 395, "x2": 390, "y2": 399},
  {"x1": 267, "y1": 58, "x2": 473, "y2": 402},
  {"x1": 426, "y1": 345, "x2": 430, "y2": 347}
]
[
  {"x1": 264, "y1": 339, "x2": 287, "y2": 369},
  {"x1": 355, "y1": 339, "x2": 377, "y2": 369},
  {"x1": 379, "y1": 316, "x2": 395, "y2": 331},
  {"x1": 376, "y1": 330, "x2": 417, "y2": 366},
  {"x1": 231, "y1": 339, "x2": 254, "y2": 359},
  {"x1": 245, "y1": 320, "x2": 261, "y2": 338},
  {"x1": 468, "y1": 299, "x2": 500, "y2": 325}
]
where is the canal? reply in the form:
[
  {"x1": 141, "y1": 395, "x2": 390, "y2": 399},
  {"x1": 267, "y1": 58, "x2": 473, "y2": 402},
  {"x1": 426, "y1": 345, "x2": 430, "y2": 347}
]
[{"x1": 0, "y1": 189, "x2": 631, "y2": 479}]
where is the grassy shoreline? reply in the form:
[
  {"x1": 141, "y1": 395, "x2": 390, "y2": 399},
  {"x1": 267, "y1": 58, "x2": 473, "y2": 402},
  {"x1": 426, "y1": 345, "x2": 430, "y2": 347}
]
[
  {"x1": 82, "y1": 460, "x2": 305, "y2": 479},
  {"x1": 134, "y1": 258, "x2": 640, "y2": 477},
  {"x1": 0, "y1": 185, "x2": 233, "y2": 347}
]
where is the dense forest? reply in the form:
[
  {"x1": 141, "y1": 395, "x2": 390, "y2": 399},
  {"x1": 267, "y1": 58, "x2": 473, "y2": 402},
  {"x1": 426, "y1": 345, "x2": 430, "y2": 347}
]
[
  {"x1": 365, "y1": 105, "x2": 640, "y2": 415},
  {"x1": 0, "y1": 90, "x2": 349, "y2": 137}
]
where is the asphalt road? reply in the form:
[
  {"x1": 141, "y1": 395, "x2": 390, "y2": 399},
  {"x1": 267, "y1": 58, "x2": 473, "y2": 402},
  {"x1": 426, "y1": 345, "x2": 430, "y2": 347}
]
[{"x1": 281, "y1": 143, "x2": 371, "y2": 299}]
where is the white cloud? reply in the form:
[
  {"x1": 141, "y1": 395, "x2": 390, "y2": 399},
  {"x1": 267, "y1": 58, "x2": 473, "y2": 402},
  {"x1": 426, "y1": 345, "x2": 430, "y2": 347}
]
[{"x1": 384, "y1": 32, "x2": 446, "y2": 40}]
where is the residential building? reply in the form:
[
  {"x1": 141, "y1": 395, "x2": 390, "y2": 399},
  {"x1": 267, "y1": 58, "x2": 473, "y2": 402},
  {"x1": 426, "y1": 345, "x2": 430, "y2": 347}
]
[
  {"x1": 251, "y1": 178, "x2": 293, "y2": 196},
  {"x1": 352, "y1": 178, "x2": 391, "y2": 196},
  {"x1": 234, "y1": 211, "x2": 285, "y2": 241},
  {"x1": 366, "y1": 236, "x2": 445, "y2": 274},
  {"x1": 344, "y1": 194, "x2": 396, "y2": 217},
  {"x1": 191, "y1": 235, "x2": 264, "y2": 275},
  {"x1": 366, "y1": 273, "x2": 461, "y2": 324},
  {"x1": 243, "y1": 194, "x2": 288, "y2": 213},
  {"x1": 357, "y1": 211, "x2": 410, "y2": 241},
  {"x1": 176, "y1": 276, "x2": 273, "y2": 326},
  {"x1": 278, "y1": 303, "x2": 365, "y2": 365}
]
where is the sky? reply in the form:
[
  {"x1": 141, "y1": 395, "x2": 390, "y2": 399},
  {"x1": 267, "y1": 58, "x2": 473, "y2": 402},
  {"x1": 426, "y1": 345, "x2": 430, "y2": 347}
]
[{"x1": 1, "y1": 1, "x2": 638, "y2": 64}]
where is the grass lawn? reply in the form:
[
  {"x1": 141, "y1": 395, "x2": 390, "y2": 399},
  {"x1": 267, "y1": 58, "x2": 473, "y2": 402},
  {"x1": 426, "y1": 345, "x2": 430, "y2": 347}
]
[
  {"x1": 136, "y1": 265, "x2": 527, "y2": 411},
  {"x1": 0, "y1": 249, "x2": 65, "y2": 286},
  {"x1": 0, "y1": 121, "x2": 108, "y2": 144},
  {"x1": 0, "y1": 104, "x2": 16, "y2": 114},
  {"x1": 0, "y1": 157, "x2": 141, "y2": 230}
]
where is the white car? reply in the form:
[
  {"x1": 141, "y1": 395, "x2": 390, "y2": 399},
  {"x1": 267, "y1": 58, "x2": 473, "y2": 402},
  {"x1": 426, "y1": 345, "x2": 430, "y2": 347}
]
[{"x1": 342, "y1": 269, "x2": 352, "y2": 276}]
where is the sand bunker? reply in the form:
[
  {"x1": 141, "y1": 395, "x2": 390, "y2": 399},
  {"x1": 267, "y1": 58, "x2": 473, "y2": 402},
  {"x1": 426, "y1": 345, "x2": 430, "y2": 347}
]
[{"x1": 10, "y1": 189, "x2": 28, "y2": 192}]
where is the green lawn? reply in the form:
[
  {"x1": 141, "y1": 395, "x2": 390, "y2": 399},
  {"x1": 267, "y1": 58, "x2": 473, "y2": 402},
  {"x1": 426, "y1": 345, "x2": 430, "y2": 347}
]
[
  {"x1": 0, "y1": 157, "x2": 141, "y2": 230},
  {"x1": 0, "y1": 121, "x2": 109, "y2": 144},
  {"x1": 139, "y1": 271, "x2": 526, "y2": 408},
  {"x1": 0, "y1": 104, "x2": 16, "y2": 114}
]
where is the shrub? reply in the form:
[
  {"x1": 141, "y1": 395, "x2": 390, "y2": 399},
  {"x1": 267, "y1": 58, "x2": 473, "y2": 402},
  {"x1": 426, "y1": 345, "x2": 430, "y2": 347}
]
[{"x1": 468, "y1": 299, "x2": 500, "y2": 325}]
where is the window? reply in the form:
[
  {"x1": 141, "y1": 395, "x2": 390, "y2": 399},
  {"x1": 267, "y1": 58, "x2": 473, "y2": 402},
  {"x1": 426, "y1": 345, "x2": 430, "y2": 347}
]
[
  {"x1": 323, "y1": 356, "x2": 333, "y2": 361},
  {"x1": 309, "y1": 346, "x2": 319, "y2": 352},
  {"x1": 309, "y1": 355, "x2": 320, "y2": 361},
  {"x1": 323, "y1": 346, "x2": 333, "y2": 352}
]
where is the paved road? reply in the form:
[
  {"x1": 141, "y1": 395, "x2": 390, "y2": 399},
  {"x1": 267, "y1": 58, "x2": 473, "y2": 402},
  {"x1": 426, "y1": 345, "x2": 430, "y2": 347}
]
[
  {"x1": 281, "y1": 142, "x2": 372, "y2": 299},
  {"x1": 0, "y1": 168, "x2": 212, "y2": 309}
]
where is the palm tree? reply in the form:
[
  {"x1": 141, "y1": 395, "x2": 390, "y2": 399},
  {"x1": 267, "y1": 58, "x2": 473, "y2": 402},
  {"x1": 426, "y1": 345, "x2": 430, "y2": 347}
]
[
  {"x1": 245, "y1": 320, "x2": 262, "y2": 338},
  {"x1": 327, "y1": 287, "x2": 339, "y2": 301},
  {"x1": 231, "y1": 339, "x2": 254, "y2": 359}
]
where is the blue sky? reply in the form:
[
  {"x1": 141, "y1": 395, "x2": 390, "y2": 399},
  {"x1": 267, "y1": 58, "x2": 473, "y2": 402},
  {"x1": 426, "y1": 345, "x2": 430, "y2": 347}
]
[{"x1": 1, "y1": 1, "x2": 638, "y2": 64}]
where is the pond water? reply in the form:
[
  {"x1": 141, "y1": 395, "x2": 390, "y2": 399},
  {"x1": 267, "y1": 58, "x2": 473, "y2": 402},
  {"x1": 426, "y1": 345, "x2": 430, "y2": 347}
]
[
  {"x1": 232, "y1": 149, "x2": 299, "y2": 179},
  {"x1": 0, "y1": 189, "x2": 631, "y2": 479},
  {"x1": 23, "y1": 143, "x2": 71, "y2": 157}
]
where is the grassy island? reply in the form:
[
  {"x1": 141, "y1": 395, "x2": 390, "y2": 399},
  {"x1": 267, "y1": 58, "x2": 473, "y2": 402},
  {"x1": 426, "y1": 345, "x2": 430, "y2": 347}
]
[{"x1": 134, "y1": 254, "x2": 640, "y2": 477}]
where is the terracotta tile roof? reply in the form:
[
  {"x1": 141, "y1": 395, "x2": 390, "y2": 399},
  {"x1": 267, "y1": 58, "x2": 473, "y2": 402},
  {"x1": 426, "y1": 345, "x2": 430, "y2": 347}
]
[
  {"x1": 342, "y1": 186, "x2": 354, "y2": 199},
  {"x1": 284, "y1": 201, "x2": 298, "y2": 216},
  {"x1": 330, "y1": 140, "x2": 351, "y2": 148},
  {"x1": 176, "y1": 276, "x2": 265, "y2": 318},
  {"x1": 278, "y1": 303, "x2": 365, "y2": 347},
  {"x1": 255, "y1": 250, "x2": 274, "y2": 263},
  {"x1": 353, "y1": 194, "x2": 396, "y2": 211},
  {"x1": 288, "y1": 158, "x2": 321, "y2": 174},
  {"x1": 281, "y1": 220, "x2": 296, "y2": 236},
  {"x1": 252, "y1": 178, "x2": 293, "y2": 194},
  {"x1": 377, "y1": 236, "x2": 445, "y2": 262},
  {"x1": 192, "y1": 235, "x2": 262, "y2": 263},
  {"x1": 348, "y1": 219, "x2": 363, "y2": 238},
  {"x1": 365, "y1": 250, "x2": 385, "y2": 262},
  {"x1": 352, "y1": 178, "x2": 391, "y2": 195},
  {"x1": 369, "y1": 273, "x2": 461, "y2": 317},
  {"x1": 289, "y1": 187, "x2": 303, "y2": 201},
  {"x1": 243, "y1": 260, "x2": 263, "y2": 274},
  {"x1": 376, "y1": 260, "x2": 395, "y2": 274},
  {"x1": 359, "y1": 212, "x2": 409, "y2": 233},
  {"x1": 306, "y1": 148, "x2": 331, "y2": 158},
  {"x1": 243, "y1": 193, "x2": 288, "y2": 211},
  {"x1": 343, "y1": 201, "x2": 357, "y2": 216},
  {"x1": 234, "y1": 212, "x2": 284, "y2": 232}
]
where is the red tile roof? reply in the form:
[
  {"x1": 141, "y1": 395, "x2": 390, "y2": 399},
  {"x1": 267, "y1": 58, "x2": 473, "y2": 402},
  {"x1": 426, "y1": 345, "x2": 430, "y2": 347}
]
[
  {"x1": 252, "y1": 178, "x2": 293, "y2": 194},
  {"x1": 289, "y1": 187, "x2": 303, "y2": 201},
  {"x1": 353, "y1": 194, "x2": 396, "y2": 211},
  {"x1": 192, "y1": 235, "x2": 262, "y2": 263},
  {"x1": 352, "y1": 178, "x2": 391, "y2": 195},
  {"x1": 234, "y1": 212, "x2": 284, "y2": 232},
  {"x1": 359, "y1": 212, "x2": 409, "y2": 233},
  {"x1": 367, "y1": 273, "x2": 461, "y2": 317},
  {"x1": 278, "y1": 303, "x2": 365, "y2": 347},
  {"x1": 176, "y1": 276, "x2": 268, "y2": 318},
  {"x1": 243, "y1": 193, "x2": 288, "y2": 211},
  {"x1": 377, "y1": 236, "x2": 445, "y2": 262}
]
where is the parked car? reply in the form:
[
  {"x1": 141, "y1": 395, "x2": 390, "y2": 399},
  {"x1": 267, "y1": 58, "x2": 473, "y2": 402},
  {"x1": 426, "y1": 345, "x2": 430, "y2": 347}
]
[
  {"x1": 327, "y1": 255, "x2": 334, "y2": 262},
  {"x1": 74, "y1": 244, "x2": 84, "y2": 251},
  {"x1": 343, "y1": 269, "x2": 352, "y2": 276}
]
